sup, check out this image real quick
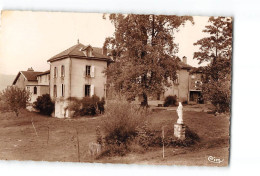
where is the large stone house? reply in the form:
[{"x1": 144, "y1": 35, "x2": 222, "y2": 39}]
[
  {"x1": 12, "y1": 67, "x2": 50, "y2": 104},
  {"x1": 47, "y1": 43, "x2": 112, "y2": 118}
]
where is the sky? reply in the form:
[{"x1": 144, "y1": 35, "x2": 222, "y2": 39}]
[{"x1": 0, "y1": 11, "x2": 209, "y2": 75}]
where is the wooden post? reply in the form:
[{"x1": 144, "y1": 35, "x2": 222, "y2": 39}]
[
  {"x1": 47, "y1": 126, "x2": 49, "y2": 145},
  {"x1": 31, "y1": 117, "x2": 38, "y2": 137},
  {"x1": 162, "y1": 126, "x2": 165, "y2": 159},
  {"x1": 75, "y1": 128, "x2": 80, "y2": 162}
]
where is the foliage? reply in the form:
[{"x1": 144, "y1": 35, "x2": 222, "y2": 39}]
[
  {"x1": 136, "y1": 124, "x2": 200, "y2": 149},
  {"x1": 193, "y1": 17, "x2": 232, "y2": 112},
  {"x1": 101, "y1": 97, "x2": 148, "y2": 156},
  {"x1": 104, "y1": 14, "x2": 194, "y2": 106},
  {"x1": 193, "y1": 17, "x2": 232, "y2": 66},
  {"x1": 202, "y1": 73, "x2": 231, "y2": 113},
  {"x1": 81, "y1": 95, "x2": 99, "y2": 116},
  {"x1": 67, "y1": 95, "x2": 105, "y2": 117},
  {"x1": 163, "y1": 95, "x2": 177, "y2": 107},
  {"x1": 33, "y1": 94, "x2": 54, "y2": 116},
  {"x1": 0, "y1": 86, "x2": 30, "y2": 117}
]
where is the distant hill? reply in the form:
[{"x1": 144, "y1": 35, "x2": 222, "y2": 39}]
[{"x1": 0, "y1": 74, "x2": 16, "y2": 91}]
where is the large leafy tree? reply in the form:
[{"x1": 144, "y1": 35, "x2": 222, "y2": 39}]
[
  {"x1": 0, "y1": 86, "x2": 31, "y2": 116},
  {"x1": 104, "y1": 14, "x2": 193, "y2": 106},
  {"x1": 193, "y1": 17, "x2": 232, "y2": 112}
]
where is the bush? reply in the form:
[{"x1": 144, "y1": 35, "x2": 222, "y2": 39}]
[
  {"x1": 67, "y1": 95, "x2": 105, "y2": 117},
  {"x1": 101, "y1": 97, "x2": 148, "y2": 156},
  {"x1": 202, "y1": 76, "x2": 231, "y2": 113},
  {"x1": 33, "y1": 94, "x2": 54, "y2": 116},
  {"x1": 136, "y1": 124, "x2": 200, "y2": 149},
  {"x1": 80, "y1": 95, "x2": 99, "y2": 116},
  {"x1": 0, "y1": 86, "x2": 31, "y2": 117},
  {"x1": 163, "y1": 95, "x2": 177, "y2": 107}
]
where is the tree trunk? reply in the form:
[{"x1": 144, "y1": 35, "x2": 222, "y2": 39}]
[{"x1": 141, "y1": 92, "x2": 148, "y2": 107}]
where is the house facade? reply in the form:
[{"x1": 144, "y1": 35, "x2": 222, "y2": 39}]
[
  {"x1": 36, "y1": 70, "x2": 50, "y2": 97},
  {"x1": 152, "y1": 57, "x2": 203, "y2": 105},
  {"x1": 47, "y1": 43, "x2": 112, "y2": 118},
  {"x1": 12, "y1": 67, "x2": 49, "y2": 104}
]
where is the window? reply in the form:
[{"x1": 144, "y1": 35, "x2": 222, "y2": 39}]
[
  {"x1": 27, "y1": 87, "x2": 30, "y2": 91},
  {"x1": 54, "y1": 85, "x2": 57, "y2": 97},
  {"x1": 61, "y1": 65, "x2": 65, "y2": 77},
  {"x1": 54, "y1": 67, "x2": 57, "y2": 78},
  {"x1": 86, "y1": 65, "x2": 91, "y2": 76},
  {"x1": 85, "y1": 85, "x2": 90, "y2": 96},
  {"x1": 61, "y1": 84, "x2": 65, "y2": 97},
  {"x1": 48, "y1": 74, "x2": 50, "y2": 81},
  {"x1": 33, "y1": 86, "x2": 37, "y2": 94},
  {"x1": 39, "y1": 76, "x2": 41, "y2": 83}
]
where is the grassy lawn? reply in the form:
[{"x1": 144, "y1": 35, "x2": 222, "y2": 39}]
[{"x1": 0, "y1": 108, "x2": 230, "y2": 166}]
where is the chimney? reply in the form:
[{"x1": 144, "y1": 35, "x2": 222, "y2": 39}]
[
  {"x1": 27, "y1": 67, "x2": 34, "y2": 71},
  {"x1": 102, "y1": 46, "x2": 107, "y2": 56},
  {"x1": 182, "y1": 56, "x2": 187, "y2": 64}
]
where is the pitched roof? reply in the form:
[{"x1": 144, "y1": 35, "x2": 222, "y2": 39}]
[
  {"x1": 13, "y1": 71, "x2": 43, "y2": 85},
  {"x1": 21, "y1": 71, "x2": 43, "y2": 81},
  {"x1": 37, "y1": 70, "x2": 50, "y2": 76},
  {"x1": 47, "y1": 43, "x2": 112, "y2": 62},
  {"x1": 179, "y1": 61, "x2": 193, "y2": 70}
]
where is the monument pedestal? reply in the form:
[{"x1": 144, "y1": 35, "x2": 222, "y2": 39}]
[{"x1": 174, "y1": 123, "x2": 186, "y2": 140}]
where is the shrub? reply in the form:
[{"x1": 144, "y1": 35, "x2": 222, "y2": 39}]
[
  {"x1": 202, "y1": 78, "x2": 231, "y2": 113},
  {"x1": 0, "y1": 86, "x2": 31, "y2": 117},
  {"x1": 67, "y1": 95, "x2": 105, "y2": 117},
  {"x1": 136, "y1": 124, "x2": 200, "y2": 148},
  {"x1": 33, "y1": 94, "x2": 54, "y2": 116},
  {"x1": 80, "y1": 95, "x2": 99, "y2": 116},
  {"x1": 101, "y1": 97, "x2": 148, "y2": 156},
  {"x1": 163, "y1": 95, "x2": 177, "y2": 107}
]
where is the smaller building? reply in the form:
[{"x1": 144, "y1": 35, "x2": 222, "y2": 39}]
[
  {"x1": 151, "y1": 56, "x2": 203, "y2": 105},
  {"x1": 12, "y1": 68, "x2": 50, "y2": 104},
  {"x1": 36, "y1": 70, "x2": 50, "y2": 98}
]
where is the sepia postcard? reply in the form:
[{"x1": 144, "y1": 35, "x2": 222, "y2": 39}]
[{"x1": 0, "y1": 11, "x2": 232, "y2": 167}]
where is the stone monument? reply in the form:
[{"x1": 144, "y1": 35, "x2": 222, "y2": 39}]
[{"x1": 174, "y1": 102, "x2": 186, "y2": 140}]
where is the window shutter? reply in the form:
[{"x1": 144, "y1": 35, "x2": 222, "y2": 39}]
[
  {"x1": 90, "y1": 85, "x2": 95, "y2": 96},
  {"x1": 60, "y1": 66, "x2": 62, "y2": 77},
  {"x1": 84, "y1": 84, "x2": 85, "y2": 96},
  {"x1": 91, "y1": 66, "x2": 95, "y2": 78}
]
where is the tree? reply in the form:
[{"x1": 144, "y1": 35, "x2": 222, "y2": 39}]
[
  {"x1": 0, "y1": 86, "x2": 31, "y2": 116},
  {"x1": 104, "y1": 14, "x2": 193, "y2": 106},
  {"x1": 193, "y1": 17, "x2": 233, "y2": 112},
  {"x1": 33, "y1": 94, "x2": 54, "y2": 116}
]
